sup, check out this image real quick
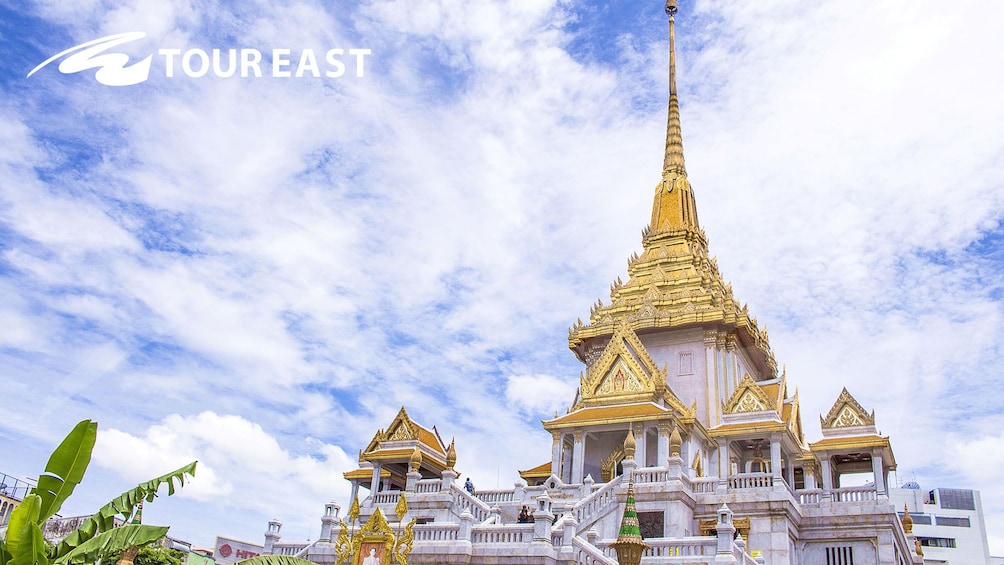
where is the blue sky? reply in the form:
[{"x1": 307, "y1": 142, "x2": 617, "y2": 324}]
[{"x1": 2, "y1": 0, "x2": 1004, "y2": 555}]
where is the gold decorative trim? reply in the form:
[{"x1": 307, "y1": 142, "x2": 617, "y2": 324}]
[
  {"x1": 722, "y1": 374, "x2": 775, "y2": 414},
  {"x1": 820, "y1": 388, "x2": 875, "y2": 429}
]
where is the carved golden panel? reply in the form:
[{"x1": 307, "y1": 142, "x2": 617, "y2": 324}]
[{"x1": 820, "y1": 388, "x2": 876, "y2": 429}]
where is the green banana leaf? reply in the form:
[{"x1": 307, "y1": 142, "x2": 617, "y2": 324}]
[
  {"x1": 235, "y1": 556, "x2": 318, "y2": 565},
  {"x1": 1, "y1": 537, "x2": 12, "y2": 565},
  {"x1": 9, "y1": 522, "x2": 47, "y2": 565},
  {"x1": 49, "y1": 461, "x2": 196, "y2": 561},
  {"x1": 34, "y1": 421, "x2": 97, "y2": 523},
  {"x1": 54, "y1": 524, "x2": 169, "y2": 565},
  {"x1": 4, "y1": 495, "x2": 45, "y2": 565}
]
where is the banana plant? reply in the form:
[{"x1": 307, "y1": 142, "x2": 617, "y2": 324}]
[
  {"x1": 236, "y1": 557, "x2": 317, "y2": 565},
  {"x1": 0, "y1": 420, "x2": 197, "y2": 565}
]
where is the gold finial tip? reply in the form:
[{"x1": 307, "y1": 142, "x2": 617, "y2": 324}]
[{"x1": 665, "y1": 0, "x2": 678, "y2": 16}]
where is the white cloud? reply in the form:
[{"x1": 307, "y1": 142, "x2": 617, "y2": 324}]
[
  {"x1": 2, "y1": 0, "x2": 1004, "y2": 554},
  {"x1": 91, "y1": 412, "x2": 355, "y2": 542},
  {"x1": 506, "y1": 374, "x2": 576, "y2": 417}
]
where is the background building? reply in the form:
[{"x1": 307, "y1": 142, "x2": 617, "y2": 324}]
[{"x1": 891, "y1": 485, "x2": 992, "y2": 565}]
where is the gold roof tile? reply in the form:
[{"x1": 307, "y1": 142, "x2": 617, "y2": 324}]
[{"x1": 543, "y1": 402, "x2": 671, "y2": 428}]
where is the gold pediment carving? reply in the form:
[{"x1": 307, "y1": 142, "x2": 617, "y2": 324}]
[
  {"x1": 699, "y1": 517, "x2": 750, "y2": 538},
  {"x1": 723, "y1": 374, "x2": 776, "y2": 414},
  {"x1": 820, "y1": 388, "x2": 875, "y2": 429},
  {"x1": 580, "y1": 323, "x2": 669, "y2": 406},
  {"x1": 363, "y1": 407, "x2": 429, "y2": 460},
  {"x1": 597, "y1": 361, "x2": 644, "y2": 395}
]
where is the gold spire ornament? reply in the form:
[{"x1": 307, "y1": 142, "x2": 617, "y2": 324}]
[
  {"x1": 609, "y1": 482, "x2": 648, "y2": 565},
  {"x1": 662, "y1": 0, "x2": 685, "y2": 176},
  {"x1": 624, "y1": 428, "x2": 637, "y2": 460},
  {"x1": 348, "y1": 495, "x2": 361, "y2": 523},
  {"x1": 650, "y1": 0, "x2": 699, "y2": 236},
  {"x1": 446, "y1": 438, "x2": 457, "y2": 470},
  {"x1": 670, "y1": 425, "x2": 682, "y2": 457},
  {"x1": 396, "y1": 493, "x2": 409, "y2": 521},
  {"x1": 409, "y1": 445, "x2": 423, "y2": 472}
]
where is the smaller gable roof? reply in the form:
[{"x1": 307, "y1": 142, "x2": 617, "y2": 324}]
[
  {"x1": 722, "y1": 374, "x2": 776, "y2": 415},
  {"x1": 820, "y1": 388, "x2": 876, "y2": 429}
]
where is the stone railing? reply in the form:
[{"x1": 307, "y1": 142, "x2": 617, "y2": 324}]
[
  {"x1": 797, "y1": 489, "x2": 822, "y2": 504},
  {"x1": 450, "y1": 484, "x2": 492, "y2": 522},
  {"x1": 415, "y1": 479, "x2": 442, "y2": 493},
  {"x1": 373, "y1": 491, "x2": 402, "y2": 505},
  {"x1": 619, "y1": 537, "x2": 716, "y2": 557},
  {"x1": 691, "y1": 477, "x2": 719, "y2": 494},
  {"x1": 471, "y1": 524, "x2": 533, "y2": 544},
  {"x1": 572, "y1": 475, "x2": 623, "y2": 531},
  {"x1": 476, "y1": 489, "x2": 515, "y2": 504},
  {"x1": 632, "y1": 467, "x2": 668, "y2": 484},
  {"x1": 413, "y1": 523, "x2": 460, "y2": 541},
  {"x1": 735, "y1": 544, "x2": 759, "y2": 564},
  {"x1": 833, "y1": 486, "x2": 877, "y2": 502},
  {"x1": 728, "y1": 473, "x2": 773, "y2": 490},
  {"x1": 271, "y1": 542, "x2": 308, "y2": 556},
  {"x1": 294, "y1": 540, "x2": 318, "y2": 560},
  {"x1": 573, "y1": 536, "x2": 616, "y2": 565}
]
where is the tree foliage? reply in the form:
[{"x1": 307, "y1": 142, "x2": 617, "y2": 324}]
[
  {"x1": 106, "y1": 544, "x2": 185, "y2": 565},
  {"x1": 235, "y1": 557, "x2": 318, "y2": 565},
  {"x1": 0, "y1": 420, "x2": 197, "y2": 565}
]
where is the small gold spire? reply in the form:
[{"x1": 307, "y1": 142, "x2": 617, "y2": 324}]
[
  {"x1": 624, "y1": 428, "x2": 637, "y2": 460},
  {"x1": 446, "y1": 438, "x2": 457, "y2": 470},
  {"x1": 409, "y1": 445, "x2": 423, "y2": 472},
  {"x1": 650, "y1": 0, "x2": 700, "y2": 236},
  {"x1": 669, "y1": 425, "x2": 682, "y2": 457},
  {"x1": 663, "y1": 0, "x2": 685, "y2": 175},
  {"x1": 901, "y1": 504, "x2": 914, "y2": 534}
]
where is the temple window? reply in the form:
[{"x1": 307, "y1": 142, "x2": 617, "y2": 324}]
[{"x1": 678, "y1": 351, "x2": 693, "y2": 375}]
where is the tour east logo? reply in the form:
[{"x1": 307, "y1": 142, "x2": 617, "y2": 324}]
[{"x1": 27, "y1": 32, "x2": 371, "y2": 86}]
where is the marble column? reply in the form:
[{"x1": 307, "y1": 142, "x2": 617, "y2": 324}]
[
  {"x1": 349, "y1": 481, "x2": 360, "y2": 507},
  {"x1": 572, "y1": 429, "x2": 585, "y2": 484},
  {"x1": 369, "y1": 463, "x2": 382, "y2": 494},
  {"x1": 770, "y1": 435, "x2": 782, "y2": 479},
  {"x1": 657, "y1": 421, "x2": 671, "y2": 467},
  {"x1": 804, "y1": 464, "x2": 817, "y2": 490},
  {"x1": 871, "y1": 448, "x2": 886, "y2": 495},
  {"x1": 633, "y1": 423, "x2": 647, "y2": 467},
  {"x1": 551, "y1": 432, "x2": 562, "y2": 477},
  {"x1": 819, "y1": 456, "x2": 833, "y2": 492},
  {"x1": 718, "y1": 441, "x2": 731, "y2": 478}
]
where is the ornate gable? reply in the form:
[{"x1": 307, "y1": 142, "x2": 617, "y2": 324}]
[
  {"x1": 361, "y1": 407, "x2": 447, "y2": 461},
  {"x1": 723, "y1": 374, "x2": 776, "y2": 414},
  {"x1": 820, "y1": 388, "x2": 876, "y2": 429},
  {"x1": 580, "y1": 323, "x2": 668, "y2": 407},
  {"x1": 387, "y1": 408, "x2": 418, "y2": 441}
]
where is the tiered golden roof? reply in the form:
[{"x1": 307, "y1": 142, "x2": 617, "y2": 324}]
[{"x1": 567, "y1": 3, "x2": 775, "y2": 380}]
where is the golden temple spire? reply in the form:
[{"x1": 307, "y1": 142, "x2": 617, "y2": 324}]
[
  {"x1": 663, "y1": 0, "x2": 685, "y2": 175},
  {"x1": 650, "y1": 0, "x2": 700, "y2": 235}
]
